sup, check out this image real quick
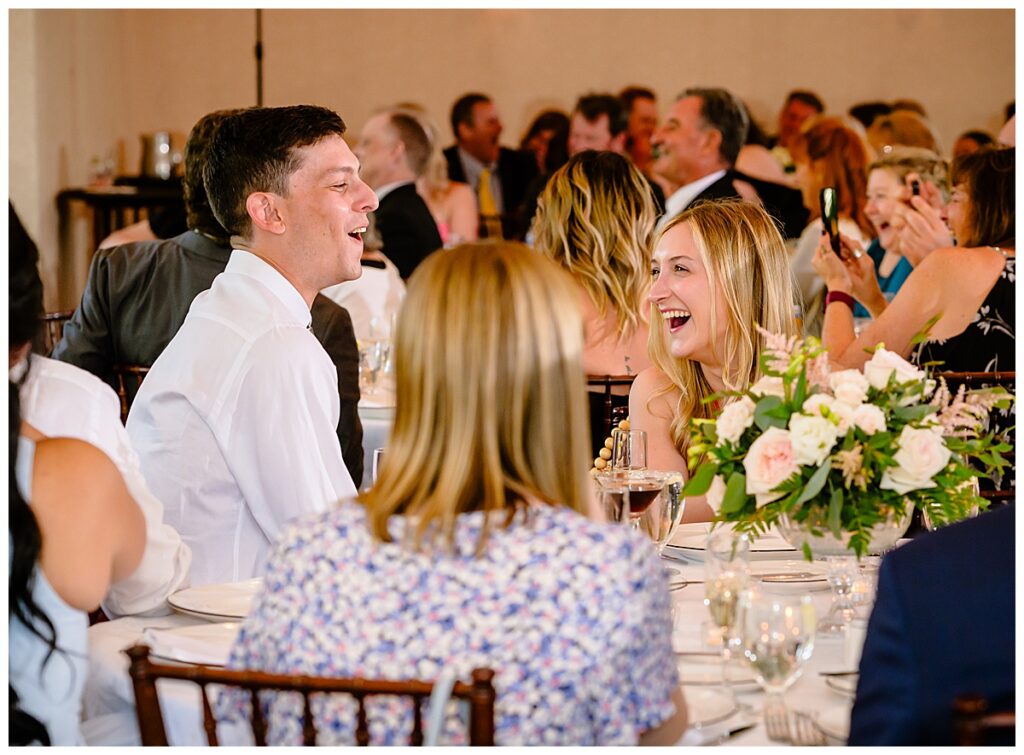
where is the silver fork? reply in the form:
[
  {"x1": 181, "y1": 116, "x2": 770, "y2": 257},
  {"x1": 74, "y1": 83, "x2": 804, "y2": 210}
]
[
  {"x1": 791, "y1": 710, "x2": 827, "y2": 746},
  {"x1": 762, "y1": 697, "x2": 791, "y2": 743}
]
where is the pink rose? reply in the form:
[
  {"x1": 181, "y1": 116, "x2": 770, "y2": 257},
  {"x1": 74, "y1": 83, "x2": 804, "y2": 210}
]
[
  {"x1": 863, "y1": 348, "x2": 926, "y2": 391},
  {"x1": 744, "y1": 427, "x2": 800, "y2": 506},
  {"x1": 717, "y1": 396, "x2": 756, "y2": 444},
  {"x1": 853, "y1": 404, "x2": 887, "y2": 435},
  {"x1": 880, "y1": 426, "x2": 951, "y2": 494},
  {"x1": 706, "y1": 474, "x2": 727, "y2": 514}
]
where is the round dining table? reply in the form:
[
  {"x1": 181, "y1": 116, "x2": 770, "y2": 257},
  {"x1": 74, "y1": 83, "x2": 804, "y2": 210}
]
[{"x1": 81, "y1": 533, "x2": 863, "y2": 746}]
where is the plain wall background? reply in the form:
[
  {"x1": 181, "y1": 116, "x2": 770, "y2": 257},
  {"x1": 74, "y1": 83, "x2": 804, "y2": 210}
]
[{"x1": 9, "y1": 8, "x2": 1014, "y2": 309}]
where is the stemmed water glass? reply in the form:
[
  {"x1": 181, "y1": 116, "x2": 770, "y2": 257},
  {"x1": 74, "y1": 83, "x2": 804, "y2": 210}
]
[
  {"x1": 704, "y1": 529, "x2": 750, "y2": 700},
  {"x1": 736, "y1": 588, "x2": 816, "y2": 716}
]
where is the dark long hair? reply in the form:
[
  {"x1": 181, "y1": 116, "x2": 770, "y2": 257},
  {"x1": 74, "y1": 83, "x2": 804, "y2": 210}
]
[
  {"x1": 9, "y1": 203, "x2": 53, "y2": 746},
  {"x1": 951, "y1": 147, "x2": 1015, "y2": 248}
]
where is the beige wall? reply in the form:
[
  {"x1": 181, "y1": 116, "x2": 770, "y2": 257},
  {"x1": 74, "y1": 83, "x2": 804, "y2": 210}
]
[{"x1": 9, "y1": 8, "x2": 1014, "y2": 309}]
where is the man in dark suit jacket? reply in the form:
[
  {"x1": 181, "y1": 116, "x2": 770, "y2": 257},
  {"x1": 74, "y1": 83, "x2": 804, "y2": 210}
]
[
  {"x1": 443, "y1": 92, "x2": 538, "y2": 240},
  {"x1": 355, "y1": 110, "x2": 442, "y2": 280},
  {"x1": 848, "y1": 504, "x2": 1014, "y2": 745},
  {"x1": 650, "y1": 86, "x2": 746, "y2": 231},
  {"x1": 53, "y1": 109, "x2": 365, "y2": 484}
]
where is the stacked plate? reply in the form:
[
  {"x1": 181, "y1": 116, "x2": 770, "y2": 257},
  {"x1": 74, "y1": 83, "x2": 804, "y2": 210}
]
[{"x1": 167, "y1": 579, "x2": 262, "y2": 622}]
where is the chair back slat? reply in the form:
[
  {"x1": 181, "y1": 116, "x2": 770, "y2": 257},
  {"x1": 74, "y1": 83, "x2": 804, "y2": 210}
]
[
  {"x1": 953, "y1": 693, "x2": 1016, "y2": 745},
  {"x1": 410, "y1": 695, "x2": 424, "y2": 746},
  {"x1": 302, "y1": 691, "x2": 317, "y2": 745},
  {"x1": 124, "y1": 644, "x2": 496, "y2": 746},
  {"x1": 355, "y1": 693, "x2": 370, "y2": 745},
  {"x1": 586, "y1": 374, "x2": 637, "y2": 443},
  {"x1": 112, "y1": 364, "x2": 150, "y2": 424},
  {"x1": 38, "y1": 310, "x2": 75, "y2": 355},
  {"x1": 250, "y1": 689, "x2": 267, "y2": 745},
  {"x1": 200, "y1": 683, "x2": 219, "y2": 745}
]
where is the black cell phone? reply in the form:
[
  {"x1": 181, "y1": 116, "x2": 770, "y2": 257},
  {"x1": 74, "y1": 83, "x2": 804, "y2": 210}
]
[
  {"x1": 911, "y1": 179, "x2": 921, "y2": 196},
  {"x1": 819, "y1": 187, "x2": 841, "y2": 256}
]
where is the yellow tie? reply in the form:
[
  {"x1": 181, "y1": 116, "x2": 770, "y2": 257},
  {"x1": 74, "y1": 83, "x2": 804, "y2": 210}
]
[{"x1": 478, "y1": 167, "x2": 503, "y2": 239}]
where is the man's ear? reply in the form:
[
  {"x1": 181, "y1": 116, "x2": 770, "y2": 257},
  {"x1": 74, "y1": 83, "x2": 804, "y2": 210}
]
[
  {"x1": 703, "y1": 128, "x2": 723, "y2": 160},
  {"x1": 246, "y1": 192, "x2": 286, "y2": 235},
  {"x1": 610, "y1": 131, "x2": 628, "y2": 154}
]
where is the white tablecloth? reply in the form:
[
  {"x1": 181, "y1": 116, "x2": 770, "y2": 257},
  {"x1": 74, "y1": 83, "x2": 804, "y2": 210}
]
[{"x1": 82, "y1": 552, "x2": 857, "y2": 745}]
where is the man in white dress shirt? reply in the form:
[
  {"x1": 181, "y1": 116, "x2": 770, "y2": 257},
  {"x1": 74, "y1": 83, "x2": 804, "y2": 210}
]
[
  {"x1": 127, "y1": 105, "x2": 378, "y2": 586},
  {"x1": 651, "y1": 87, "x2": 747, "y2": 232}
]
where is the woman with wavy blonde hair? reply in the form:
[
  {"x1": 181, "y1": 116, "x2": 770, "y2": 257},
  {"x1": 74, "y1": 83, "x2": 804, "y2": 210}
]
[
  {"x1": 221, "y1": 242, "x2": 688, "y2": 745},
  {"x1": 531, "y1": 150, "x2": 657, "y2": 455},
  {"x1": 629, "y1": 200, "x2": 798, "y2": 522}
]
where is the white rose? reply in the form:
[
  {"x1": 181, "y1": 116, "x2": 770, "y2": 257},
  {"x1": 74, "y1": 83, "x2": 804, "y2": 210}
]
[
  {"x1": 716, "y1": 396, "x2": 756, "y2": 444},
  {"x1": 750, "y1": 375, "x2": 786, "y2": 399},
  {"x1": 863, "y1": 348, "x2": 927, "y2": 390},
  {"x1": 802, "y1": 393, "x2": 854, "y2": 434},
  {"x1": 829, "y1": 369, "x2": 870, "y2": 406},
  {"x1": 788, "y1": 413, "x2": 839, "y2": 467},
  {"x1": 744, "y1": 427, "x2": 799, "y2": 506},
  {"x1": 706, "y1": 474, "x2": 727, "y2": 514},
  {"x1": 880, "y1": 425, "x2": 952, "y2": 494},
  {"x1": 853, "y1": 404, "x2": 887, "y2": 435}
]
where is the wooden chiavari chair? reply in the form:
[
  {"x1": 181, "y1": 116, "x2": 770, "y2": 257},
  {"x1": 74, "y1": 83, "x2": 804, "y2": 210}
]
[
  {"x1": 125, "y1": 644, "x2": 496, "y2": 746},
  {"x1": 586, "y1": 374, "x2": 637, "y2": 447},
  {"x1": 37, "y1": 309, "x2": 75, "y2": 355},
  {"x1": 112, "y1": 364, "x2": 150, "y2": 424}
]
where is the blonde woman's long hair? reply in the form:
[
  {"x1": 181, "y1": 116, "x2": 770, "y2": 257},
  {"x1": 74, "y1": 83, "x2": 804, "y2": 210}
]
[
  {"x1": 393, "y1": 102, "x2": 450, "y2": 200},
  {"x1": 360, "y1": 242, "x2": 592, "y2": 554},
  {"x1": 648, "y1": 200, "x2": 798, "y2": 456},
  {"x1": 531, "y1": 150, "x2": 656, "y2": 337}
]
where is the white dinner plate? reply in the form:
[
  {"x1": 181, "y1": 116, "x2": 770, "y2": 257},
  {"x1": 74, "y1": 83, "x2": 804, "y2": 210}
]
[
  {"x1": 143, "y1": 622, "x2": 240, "y2": 666},
  {"x1": 682, "y1": 686, "x2": 739, "y2": 728},
  {"x1": 816, "y1": 703, "x2": 852, "y2": 743},
  {"x1": 753, "y1": 561, "x2": 830, "y2": 593},
  {"x1": 825, "y1": 673, "x2": 859, "y2": 699},
  {"x1": 168, "y1": 579, "x2": 262, "y2": 622},
  {"x1": 676, "y1": 652, "x2": 758, "y2": 688},
  {"x1": 666, "y1": 523, "x2": 798, "y2": 561}
]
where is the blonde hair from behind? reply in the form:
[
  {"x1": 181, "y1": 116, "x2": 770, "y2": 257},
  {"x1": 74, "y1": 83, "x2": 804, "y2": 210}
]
[
  {"x1": 531, "y1": 150, "x2": 656, "y2": 337},
  {"x1": 361, "y1": 241, "x2": 592, "y2": 554},
  {"x1": 647, "y1": 200, "x2": 798, "y2": 456},
  {"x1": 393, "y1": 102, "x2": 451, "y2": 201}
]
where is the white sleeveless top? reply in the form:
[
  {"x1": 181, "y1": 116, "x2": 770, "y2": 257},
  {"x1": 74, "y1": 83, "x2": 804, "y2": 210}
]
[{"x1": 9, "y1": 436, "x2": 89, "y2": 745}]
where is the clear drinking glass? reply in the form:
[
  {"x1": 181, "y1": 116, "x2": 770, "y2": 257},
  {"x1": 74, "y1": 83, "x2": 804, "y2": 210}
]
[
  {"x1": 610, "y1": 428, "x2": 647, "y2": 473},
  {"x1": 371, "y1": 448, "x2": 385, "y2": 485},
  {"x1": 704, "y1": 530, "x2": 751, "y2": 700},
  {"x1": 818, "y1": 555, "x2": 859, "y2": 635},
  {"x1": 736, "y1": 589, "x2": 816, "y2": 710}
]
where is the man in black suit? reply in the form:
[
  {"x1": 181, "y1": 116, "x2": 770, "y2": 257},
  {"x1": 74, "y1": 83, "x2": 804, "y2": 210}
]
[
  {"x1": 443, "y1": 92, "x2": 538, "y2": 240},
  {"x1": 650, "y1": 86, "x2": 746, "y2": 232},
  {"x1": 53, "y1": 109, "x2": 365, "y2": 484},
  {"x1": 848, "y1": 504, "x2": 1014, "y2": 745},
  {"x1": 354, "y1": 110, "x2": 442, "y2": 280}
]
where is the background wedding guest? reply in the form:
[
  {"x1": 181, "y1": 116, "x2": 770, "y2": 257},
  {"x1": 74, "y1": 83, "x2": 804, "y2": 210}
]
[
  {"x1": 767, "y1": 88, "x2": 824, "y2": 173},
  {"x1": 52, "y1": 109, "x2": 365, "y2": 483},
  {"x1": 354, "y1": 109, "x2": 443, "y2": 279},
  {"x1": 952, "y1": 129, "x2": 994, "y2": 159},
  {"x1": 531, "y1": 151, "x2": 657, "y2": 457},
  {"x1": 651, "y1": 86, "x2": 746, "y2": 232},
  {"x1": 518, "y1": 108, "x2": 570, "y2": 175},
  {"x1": 127, "y1": 105, "x2": 375, "y2": 586},
  {"x1": 219, "y1": 242, "x2": 687, "y2": 745},
  {"x1": 9, "y1": 204, "x2": 145, "y2": 745},
  {"x1": 444, "y1": 92, "x2": 538, "y2": 239},
  {"x1": 865, "y1": 108, "x2": 940, "y2": 156},
  {"x1": 630, "y1": 201, "x2": 797, "y2": 522},
  {"x1": 848, "y1": 505, "x2": 1014, "y2": 745},
  {"x1": 394, "y1": 102, "x2": 479, "y2": 247},
  {"x1": 619, "y1": 85, "x2": 660, "y2": 175},
  {"x1": 788, "y1": 116, "x2": 874, "y2": 332}
]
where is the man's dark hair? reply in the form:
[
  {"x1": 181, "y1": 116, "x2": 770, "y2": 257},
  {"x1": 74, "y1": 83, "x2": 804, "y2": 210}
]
[
  {"x1": 203, "y1": 105, "x2": 347, "y2": 238},
  {"x1": 681, "y1": 86, "x2": 749, "y2": 166},
  {"x1": 785, "y1": 89, "x2": 825, "y2": 114},
  {"x1": 450, "y1": 93, "x2": 491, "y2": 141},
  {"x1": 891, "y1": 98, "x2": 927, "y2": 117},
  {"x1": 574, "y1": 93, "x2": 628, "y2": 137},
  {"x1": 184, "y1": 109, "x2": 244, "y2": 244},
  {"x1": 958, "y1": 130, "x2": 995, "y2": 148},
  {"x1": 1005, "y1": 101, "x2": 1015, "y2": 121},
  {"x1": 388, "y1": 112, "x2": 432, "y2": 177},
  {"x1": 848, "y1": 101, "x2": 892, "y2": 130},
  {"x1": 619, "y1": 86, "x2": 656, "y2": 111}
]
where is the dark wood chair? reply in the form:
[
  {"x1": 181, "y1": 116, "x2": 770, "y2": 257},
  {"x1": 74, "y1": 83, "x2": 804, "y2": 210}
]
[
  {"x1": 112, "y1": 364, "x2": 150, "y2": 424},
  {"x1": 953, "y1": 693, "x2": 1015, "y2": 745},
  {"x1": 935, "y1": 370, "x2": 1016, "y2": 505},
  {"x1": 586, "y1": 374, "x2": 637, "y2": 447},
  {"x1": 37, "y1": 309, "x2": 75, "y2": 355},
  {"x1": 124, "y1": 644, "x2": 496, "y2": 746}
]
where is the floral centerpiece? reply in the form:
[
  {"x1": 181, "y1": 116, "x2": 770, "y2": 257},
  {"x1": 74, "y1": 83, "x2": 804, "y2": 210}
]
[{"x1": 681, "y1": 328, "x2": 1014, "y2": 560}]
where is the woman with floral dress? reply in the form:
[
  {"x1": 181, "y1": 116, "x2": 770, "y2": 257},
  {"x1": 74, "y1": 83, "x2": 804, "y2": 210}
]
[{"x1": 218, "y1": 242, "x2": 687, "y2": 745}]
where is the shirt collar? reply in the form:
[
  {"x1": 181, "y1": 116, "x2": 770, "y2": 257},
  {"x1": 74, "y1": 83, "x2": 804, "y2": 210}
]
[
  {"x1": 374, "y1": 180, "x2": 414, "y2": 202},
  {"x1": 225, "y1": 249, "x2": 312, "y2": 327},
  {"x1": 658, "y1": 169, "x2": 728, "y2": 230},
  {"x1": 458, "y1": 146, "x2": 495, "y2": 173}
]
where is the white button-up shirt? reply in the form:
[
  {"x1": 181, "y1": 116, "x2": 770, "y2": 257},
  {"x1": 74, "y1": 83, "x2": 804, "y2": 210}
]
[
  {"x1": 127, "y1": 250, "x2": 356, "y2": 586},
  {"x1": 655, "y1": 169, "x2": 728, "y2": 233},
  {"x1": 17, "y1": 355, "x2": 192, "y2": 617}
]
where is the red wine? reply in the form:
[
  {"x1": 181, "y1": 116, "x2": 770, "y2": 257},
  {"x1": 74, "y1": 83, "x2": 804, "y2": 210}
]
[{"x1": 627, "y1": 484, "x2": 661, "y2": 515}]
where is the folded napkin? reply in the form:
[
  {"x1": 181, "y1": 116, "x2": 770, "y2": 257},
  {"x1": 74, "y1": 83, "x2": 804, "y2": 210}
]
[{"x1": 143, "y1": 623, "x2": 240, "y2": 666}]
